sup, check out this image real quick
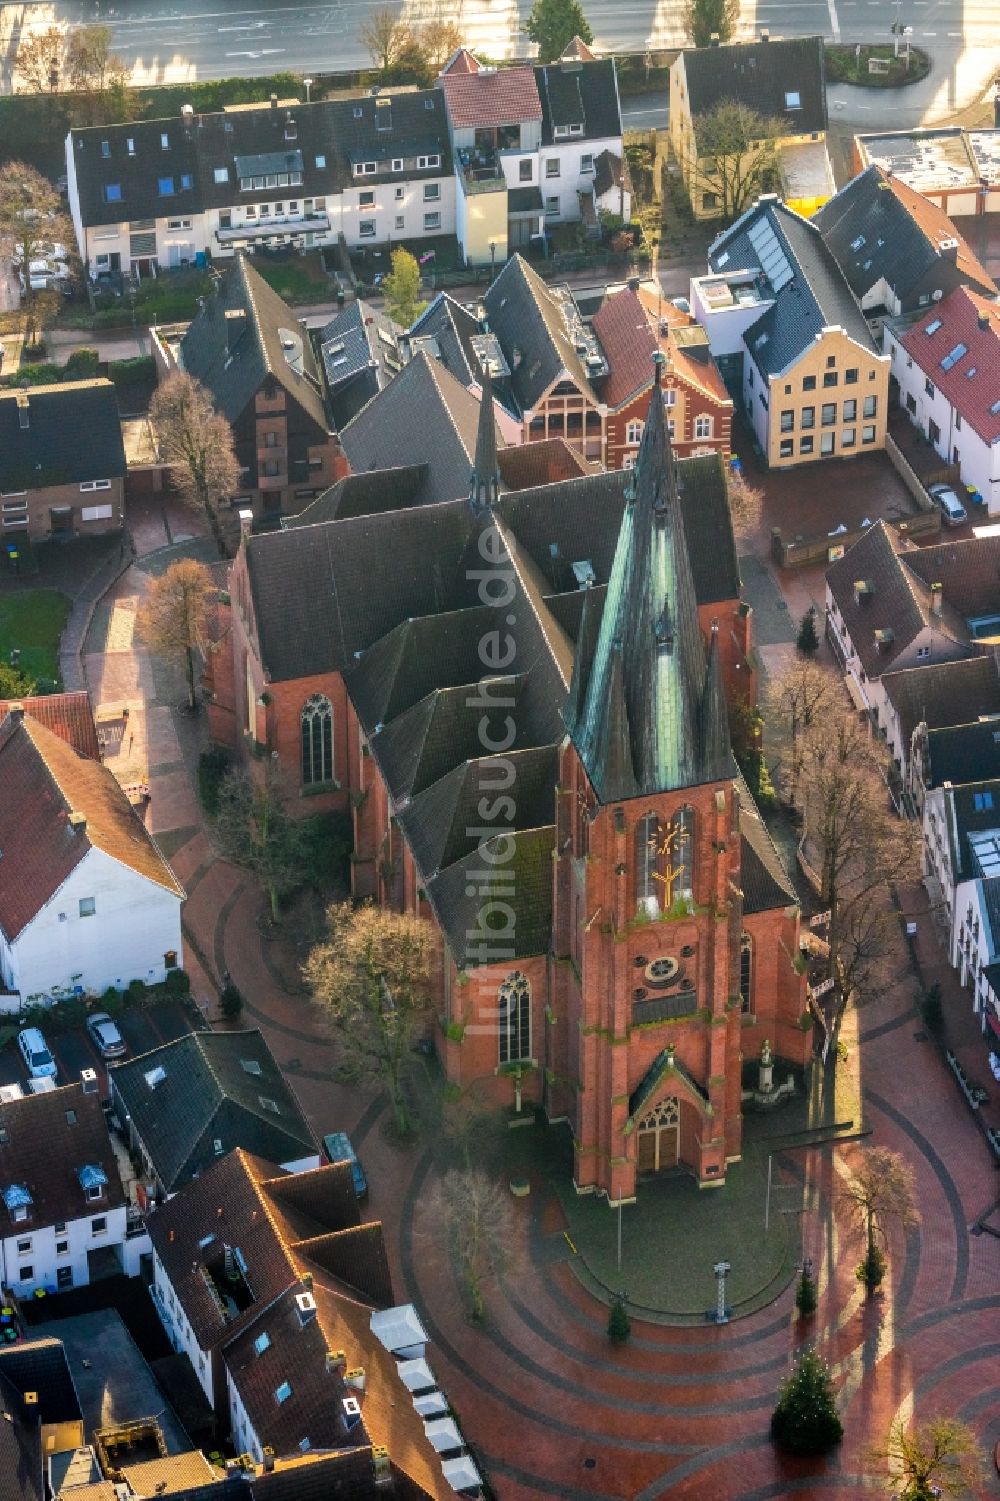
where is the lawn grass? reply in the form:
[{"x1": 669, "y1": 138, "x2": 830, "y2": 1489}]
[
  {"x1": 252, "y1": 253, "x2": 332, "y2": 304},
  {"x1": 0, "y1": 589, "x2": 70, "y2": 686},
  {"x1": 825, "y1": 43, "x2": 931, "y2": 87}
]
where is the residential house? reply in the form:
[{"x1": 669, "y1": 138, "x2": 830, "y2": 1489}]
[
  {"x1": 152, "y1": 255, "x2": 342, "y2": 524},
  {"x1": 881, "y1": 654, "x2": 1000, "y2": 800},
  {"x1": 317, "y1": 299, "x2": 404, "y2": 431},
  {"x1": 670, "y1": 35, "x2": 832, "y2": 220},
  {"x1": 0, "y1": 708, "x2": 184, "y2": 1005},
  {"x1": 884, "y1": 287, "x2": 1000, "y2": 514},
  {"x1": 213, "y1": 385, "x2": 796, "y2": 1203},
  {"x1": 813, "y1": 166, "x2": 996, "y2": 331},
  {"x1": 484, "y1": 252, "x2": 607, "y2": 460},
  {"x1": 0, "y1": 1366, "x2": 45, "y2": 1501},
  {"x1": 0, "y1": 1082, "x2": 132, "y2": 1295},
  {"x1": 0, "y1": 382, "x2": 126, "y2": 543},
  {"x1": 66, "y1": 89, "x2": 454, "y2": 277},
  {"x1": 145, "y1": 1148, "x2": 461, "y2": 1496},
  {"x1": 439, "y1": 48, "x2": 623, "y2": 262},
  {"x1": 109, "y1": 1029, "x2": 320, "y2": 1201},
  {"x1": 694, "y1": 197, "x2": 889, "y2": 468},
  {"x1": 0, "y1": 692, "x2": 100, "y2": 761},
  {"x1": 923, "y1": 777, "x2": 1000, "y2": 1016},
  {"x1": 592, "y1": 280, "x2": 733, "y2": 468},
  {"x1": 0, "y1": 1338, "x2": 84, "y2": 1461},
  {"x1": 405, "y1": 292, "x2": 484, "y2": 387},
  {"x1": 824, "y1": 521, "x2": 982, "y2": 729},
  {"x1": 911, "y1": 718, "x2": 1000, "y2": 811},
  {"x1": 854, "y1": 127, "x2": 1000, "y2": 217}
]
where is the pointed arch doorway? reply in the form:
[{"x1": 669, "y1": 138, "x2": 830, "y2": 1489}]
[{"x1": 636, "y1": 1097, "x2": 679, "y2": 1173}]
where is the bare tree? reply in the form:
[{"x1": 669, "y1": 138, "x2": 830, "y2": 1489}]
[
  {"x1": 686, "y1": 101, "x2": 783, "y2": 221},
  {"x1": 0, "y1": 162, "x2": 75, "y2": 350},
  {"x1": 434, "y1": 1168, "x2": 522, "y2": 1319},
  {"x1": 136, "y1": 559, "x2": 215, "y2": 712},
  {"x1": 359, "y1": 8, "x2": 414, "y2": 70},
  {"x1": 14, "y1": 26, "x2": 66, "y2": 93},
  {"x1": 727, "y1": 468, "x2": 765, "y2": 545},
  {"x1": 420, "y1": 18, "x2": 465, "y2": 70},
  {"x1": 304, "y1": 903, "x2": 432, "y2": 1135},
  {"x1": 66, "y1": 25, "x2": 133, "y2": 123},
  {"x1": 150, "y1": 373, "x2": 241, "y2": 557},
  {"x1": 867, "y1": 1415, "x2": 986, "y2": 1498},
  {"x1": 840, "y1": 1145, "x2": 919, "y2": 1295},
  {"x1": 764, "y1": 658, "x2": 839, "y2": 807},
  {"x1": 216, "y1": 762, "x2": 306, "y2": 924}
]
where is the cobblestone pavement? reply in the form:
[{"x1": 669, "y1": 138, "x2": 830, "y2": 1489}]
[{"x1": 74, "y1": 495, "x2": 1000, "y2": 1500}]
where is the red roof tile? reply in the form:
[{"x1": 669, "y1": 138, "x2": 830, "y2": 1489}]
[
  {"x1": 0, "y1": 714, "x2": 183, "y2": 941},
  {"x1": 439, "y1": 65, "x2": 542, "y2": 129},
  {"x1": 593, "y1": 287, "x2": 732, "y2": 410},
  {"x1": 439, "y1": 47, "x2": 480, "y2": 75},
  {"x1": 560, "y1": 35, "x2": 597, "y2": 60},
  {"x1": 900, "y1": 287, "x2": 1000, "y2": 446},
  {"x1": 0, "y1": 692, "x2": 100, "y2": 761}
]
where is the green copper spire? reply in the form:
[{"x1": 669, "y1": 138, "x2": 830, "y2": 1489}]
[{"x1": 564, "y1": 357, "x2": 734, "y2": 802}]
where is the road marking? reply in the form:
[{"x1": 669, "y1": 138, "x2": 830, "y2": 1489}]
[
  {"x1": 827, "y1": 0, "x2": 841, "y2": 39},
  {"x1": 947, "y1": 30, "x2": 962, "y2": 35},
  {"x1": 922, "y1": 31, "x2": 937, "y2": 35}
]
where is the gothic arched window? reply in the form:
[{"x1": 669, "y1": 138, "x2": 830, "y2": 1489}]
[
  {"x1": 740, "y1": 933, "x2": 753, "y2": 1014},
  {"x1": 669, "y1": 805, "x2": 695, "y2": 902},
  {"x1": 301, "y1": 694, "x2": 333, "y2": 786},
  {"x1": 498, "y1": 970, "x2": 531, "y2": 1065},
  {"x1": 635, "y1": 811, "x2": 660, "y2": 917}
]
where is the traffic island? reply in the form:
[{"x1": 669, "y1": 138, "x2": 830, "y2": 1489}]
[{"x1": 825, "y1": 44, "x2": 931, "y2": 88}]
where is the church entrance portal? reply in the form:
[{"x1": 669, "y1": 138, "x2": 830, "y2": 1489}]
[{"x1": 636, "y1": 1098, "x2": 679, "y2": 1173}]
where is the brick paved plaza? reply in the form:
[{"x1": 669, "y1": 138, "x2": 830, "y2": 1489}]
[{"x1": 75, "y1": 496, "x2": 1000, "y2": 1501}]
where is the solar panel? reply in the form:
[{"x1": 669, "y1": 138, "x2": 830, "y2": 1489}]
[{"x1": 747, "y1": 216, "x2": 793, "y2": 293}]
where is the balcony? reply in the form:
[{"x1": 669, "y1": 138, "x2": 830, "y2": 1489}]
[
  {"x1": 457, "y1": 148, "x2": 507, "y2": 197},
  {"x1": 216, "y1": 212, "x2": 330, "y2": 244}
]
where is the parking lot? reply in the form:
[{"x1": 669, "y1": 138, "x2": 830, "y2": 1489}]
[{"x1": 0, "y1": 1000, "x2": 203, "y2": 1096}]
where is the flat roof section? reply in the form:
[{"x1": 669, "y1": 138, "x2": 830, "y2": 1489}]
[
  {"x1": 31, "y1": 1309, "x2": 192, "y2": 1455},
  {"x1": 969, "y1": 130, "x2": 1000, "y2": 186},
  {"x1": 856, "y1": 128, "x2": 979, "y2": 193}
]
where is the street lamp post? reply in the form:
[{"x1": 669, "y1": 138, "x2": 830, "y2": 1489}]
[
  {"x1": 303, "y1": 77, "x2": 314, "y2": 104},
  {"x1": 489, "y1": 240, "x2": 497, "y2": 283}
]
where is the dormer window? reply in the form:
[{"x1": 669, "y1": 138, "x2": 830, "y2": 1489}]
[
  {"x1": 78, "y1": 1165, "x2": 108, "y2": 1201},
  {"x1": 3, "y1": 1185, "x2": 32, "y2": 1222},
  {"x1": 354, "y1": 162, "x2": 376, "y2": 177}
]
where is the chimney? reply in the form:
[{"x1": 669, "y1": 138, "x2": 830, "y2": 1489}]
[
  {"x1": 931, "y1": 581, "x2": 942, "y2": 616},
  {"x1": 372, "y1": 1447, "x2": 391, "y2": 1486},
  {"x1": 68, "y1": 812, "x2": 87, "y2": 834},
  {"x1": 270, "y1": 93, "x2": 278, "y2": 109},
  {"x1": 181, "y1": 103, "x2": 194, "y2": 124},
  {"x1": 760, "y1": 28, "x2": 769, "y2": 40},
  {"x1": 7, "y1": 704, "x2": 24, "y2": 724},
  {"x1": 81, "y1": 1068, "x2": 98, "y2": 1094},
  {"x1": 294, "y1": 1290, "x2": 317, "y2": 1325},
  {"x1": 16, "y1": 392, "x2": 28, "y2": 430},
  {"x1": 24, "y1": 1393, "x2": 38, "y2": 1409},
  {"x1": 262, "y1": 1449, "x2": 275, "y2": 1474},
  {"x1": 709, "y1": 30, "x2": 720, "y2": 44},
  {"x1": 979, "y1": 311, "x2": 990, "y2": 330},
  {"x1": 344, "y1": 1366, "x2": 366, "y2": 1392},
  {"x1": 626, "y1": 275, "x2": 640, "y2": 292},
  {"x1": 325, "y1": 1349, "x2": 347, "y2": 1375},
  {"x1": 284, "y1": 112, "x2": 297, "y2": 141}
]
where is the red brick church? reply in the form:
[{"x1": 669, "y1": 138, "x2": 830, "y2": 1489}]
[{"x1": 212, "y1": 364, "x2": 808, "y2": 1203}]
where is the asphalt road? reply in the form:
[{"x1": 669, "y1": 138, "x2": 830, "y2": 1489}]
[{"x1": 12, "y1": 0, "x2": 999, "y2": 114}]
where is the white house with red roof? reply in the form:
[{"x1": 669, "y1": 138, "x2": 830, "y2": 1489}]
[
  {"x1": 0, "y1": 708, "x2": 183, "y2": 1006},
  {"x1": 592, "y1": 279, "x2": 733, "y2": 469},
  {"x1": 885, "y1": 287, "x2": 1000, "y2": 515}
]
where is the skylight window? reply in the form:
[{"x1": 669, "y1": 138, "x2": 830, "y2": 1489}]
[
  {"x1": 939, "y1": 343, "x2": 967, "y2": 371},
  {"x1": 240, "y1": 1059, "x2": 263, "y2": 1076},
  {"x1": 258, "y1": 1096, "x2": 281, "y2": 1114},
  {"x1": 991, "y1": 398, "x2": 1000, "y2": 415},
  {"x1": 925, "y1": 318, "x2": 942, "y2": 335},
  {"x1": 144, "y1": 1066, "x2": 166, "y2": 1090},
  {"x1": 784, "y1": 90, "x2": 801, "y2": 109},
  {"x1": 965, "y1": 367, "x2": 977, "y2": 379},
  {"x1": 255, "y1": 1332, "x2": 271, "y2": 1356},
  {"x1": 850, "y1": 235, "x2": 866, "y2": 251},
  {"x1": 275, "y1": 1380, "x2": 292, "y2": 1403}
]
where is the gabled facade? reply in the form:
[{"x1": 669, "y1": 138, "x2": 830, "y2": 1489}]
[
  {"x1": 0, "y1": 381, "x2": 125, "y2": 543},
  {"x1": 0, "y1": 709, "x2": 184, "y2": 1006},
  {"x1": 885, "y1": 287, "x2": 1000, "y2": 514},
  {"x1": 695, "y1": 197, "x2": 890, "y2": 469},
  {"x1": 882, "y1": 655, "x2": 1000, "y2": 799},
  {"x1": 923, "y1": 778, "x2": 1000, "y2": 1008},
  {"x1": 670, "y1": 35, "x2": 831, "y2": 220},
  {"x1": 0, "y1": 1083, "x2": 132, "y2": 1296},
  {"x1": 592, "y1": 280, "x2": 733, "y2": 469},
  {"x1": 153, "y1": 254, "x2": 343, "y2": 522},
  {"x1": 814, "y1": 166, "x2": 996, "y2": 327}
]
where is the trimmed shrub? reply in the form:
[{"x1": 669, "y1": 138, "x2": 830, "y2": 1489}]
[
  {"x1": 795, "y1": 1266, "x2": 818, "y2": 1317},
  {"x1": 163, "y1": 967, "x2": 191, "y2": 998},
  {"x1": 220, "y1": 982, "x2": 244, "y2": 1019},
  {"x1": 797, "y1": 607, "x2": 819, "y2": 656},
  {"x1": 63, "y1": 348, "x2": 100, "y2": 380},
  {"x1": 920, "y1": 981, "x2": 943, "y2": 1033},
  {"x1": 771, "y1": 1349, "x2": 842, "y2": 1456},
  {"x1": 608, "y1": 1296, "x2": 631, "y2": 1343},
  {"x1": 856, "y1": 1245, "x2": 887, "y2": 1293}
]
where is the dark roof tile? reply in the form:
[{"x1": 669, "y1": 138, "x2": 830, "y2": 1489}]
[
  {"x1": 0, "y1": 382, "x2": 124, "y2": 493},
  {"x1": 681, "y1": 36, "x2": 827, "y2": 133},
  {"x1": 0, "y1": 1084, "x2": 125, "y2": 1231}
]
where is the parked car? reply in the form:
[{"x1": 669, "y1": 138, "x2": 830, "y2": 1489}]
[
  {"x1": 323, "y1": 1131, "x2": 368, "y2": 1200},
  {"x1": 671, "y1": 296, "x2": 692, "y2": 314},
  {"x1": 86, "y1": 1011, "x2": 126, "y2": 1059},
  {"x1": 928, "y1": 483, "x2": 968, "y2": 527},
  {"x1": 17, "y1": 1027, "x2": 57, "y2": 1080}
]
